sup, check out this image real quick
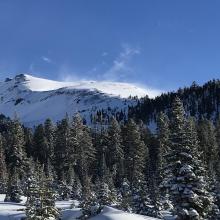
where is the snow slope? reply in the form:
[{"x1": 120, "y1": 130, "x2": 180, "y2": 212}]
[
  {"x1": 90, "y1": 206, "x2": 158, "y2": 220},
  {"x1": 0, "y1": 194, "x2": 160, "y2": 220},
  {"x1": 0, "y1": 74, "x2": 158, "y2": 126}
]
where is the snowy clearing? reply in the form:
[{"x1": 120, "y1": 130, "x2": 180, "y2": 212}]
[{"x1": 0, "y1": 194, "x2": 160, "y2": 220}]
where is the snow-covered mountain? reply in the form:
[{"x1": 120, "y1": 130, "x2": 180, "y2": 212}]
[{"x1": 0, "y1": 74, "x2": 158, "y2": 126}]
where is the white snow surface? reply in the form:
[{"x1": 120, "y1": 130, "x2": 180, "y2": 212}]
[
  {"x1": 0, "y1": 194, "x2": 159, "y2": 220},
  {"x1": 20, "y1": 75, "x2": 155, "y2": 98},
  {"x1": 90, "y1": 206, "x2": 159, "y2": 220},
  {"x1": 0, "y1": 74, "x2": 160, "y2": 126}
]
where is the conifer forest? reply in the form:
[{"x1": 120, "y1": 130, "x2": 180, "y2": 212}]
[{"x1": 1, "y1": 80, "x2": 220, "y2": 219}]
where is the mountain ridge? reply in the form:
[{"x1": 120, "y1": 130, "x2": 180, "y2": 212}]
[{"x1": 0, "y1": 74, "x2": 158, "y2": 126}]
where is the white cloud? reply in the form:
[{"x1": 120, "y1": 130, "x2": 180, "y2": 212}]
[
  {"x1": 103, "y1": 44, "x2": 140, "y2": 81},
  {"x1": 102, "y1": 52, "x2": 108, "y2": 57},
  {"x1": 41, "y1": 56, "x2": 52, "y2": 63}
]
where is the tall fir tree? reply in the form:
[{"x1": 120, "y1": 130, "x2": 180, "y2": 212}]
[
  {"x1": 197, "y1": 118, "x2": 218, "y2": 179},
  {"x1": 26, "y1": 163, "x2": 60, "y2": 220},
  {"x1": 0, "y1": 133, "x2": 7, "y2": 193},
  {"x1": 44, "y1": 118, "x2": 55, "y2": 176},
  {"x1": 54, "y1": 115, "x2": 71, "y2": 182},
  {"x1": 71, "y1": 113, "x2": 96, "y2": 188},
  {"x1": 106, "y1": 117, "x2": 124, "y2": 187},
  {"x1": 163, "y1": 97, "x2": 213, "y2": 219},
  {"x1": 122, "y1": 119, "x2": 146, "y2": 186},
  {"x1": 5, "y1": 118, "x2": 27, "y2": 202}
]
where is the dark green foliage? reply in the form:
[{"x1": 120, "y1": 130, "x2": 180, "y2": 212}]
[
  {"x1": 54, "y1": 116, "x2": 71, "y2": 182},
  {"x1": 122, "y1": 119, "x2": 146, "y2": 186},
  {"x1": 26, "y1": 163, "x2": 60, "y2": 220},
  {"x1": 1, "y1": 81, "x2": 220, "y2": 219},
  {"x1": 162, "y1": 97, "x2": 214, "y2": 219},
  {"x1": 0, "y1": 134, "x2": 7, "y2": 193},
  {"x1": 106, "y1": 117, "x2": 124, "y2": 186}
]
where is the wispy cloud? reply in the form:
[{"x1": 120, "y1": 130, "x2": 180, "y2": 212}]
[
  {"x1": 102, "y1": 52, "x2": 108, "y2": 57},
  {"x1": 103, "y1": 44, "x2": 140, "y2": 81},
  {"x1": 41, "y1": 56, "x2": 52, "y2": 63}
]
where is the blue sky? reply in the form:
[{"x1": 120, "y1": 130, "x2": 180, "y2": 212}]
[{"x1": 0, "y1": 0, "x2": 220, "y2": 91}]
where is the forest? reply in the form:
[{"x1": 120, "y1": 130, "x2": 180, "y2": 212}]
[{"x1": 1, "y1": 90, "x2": 220, "y2": 219}]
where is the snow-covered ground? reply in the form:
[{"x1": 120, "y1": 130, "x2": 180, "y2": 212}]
[
  {"x1": 0, "y1": 194, "x2": 160, "y2": 220},
  {"x1": 0, "y1": 74, "x2": 161, "y2": 126}
]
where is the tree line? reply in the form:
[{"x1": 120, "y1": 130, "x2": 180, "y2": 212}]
[{"x1": 0, "y1": 97, "x2": 220, "y2": 219}]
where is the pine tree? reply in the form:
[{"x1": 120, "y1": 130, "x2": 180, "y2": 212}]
[
  {"x1": 157, "y1": 112, "x2": 172, "y2": 210},
  {"x1": 197, "y1": 118, "x2": 218, "y2": 179},
  {"x1": 5, "y1": 118, "x2": 27, "y2": 202},
  {"x1": 96, "y1": 149, "x2": 117, "y2": 209},
  {"x1": 24, "y1": 127, "x2": 33, "y2": 158},
  {"x1": 0, "y1": 133, "x2": 7, "y2": 193},
  {"x1": 26, "y1": 163, "x2": 42, "y2": 220},
  {"x1": 71, "y1": 113, "x2": 96, "y2": 188},
  {"x1": 164, "y1": 97, "x2": 213, "y2": 219},
  {"x1": 26, "y1": 163, "x2": 60, "y2": 220},
  {"x1": 79, "y1": 178, "x2": 99, "y2": 219},
  {"x1": 106, "y1": 117, "x2": 124, "y2": 187},
  {"x1": 4, "y1": 167, "x2": 22, "y2": 203},
  {"x1": 123, "y1": 119, "x2": 146, "y2": 186},
  {"x1": 71, "y1": 175, "x2": 82, "y2": 201},
  {"x1": 54, "y1": 116, "x2": 71, "y2": 182},
  {"x1": 32, "y1": 124, "x2": 49, "y2": 170},
  {"x1": 44, "y1": 118, "x2": 55, "y2": 176},
  {"x1": 119, "y1": 179, "x2": 132, "y2": 212}
]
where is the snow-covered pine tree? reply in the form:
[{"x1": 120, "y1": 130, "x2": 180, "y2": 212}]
[
  {"x1": 26, "y1": 162, "x2": 42, "y2": 220},
  {"x1": 5, "y1": 118, "x2": 27, "y2": 202},
  {"x1": 79, "y1": 177, "x2": 99, "y2": 219},
  {"x1": 96, "y1": 148, "x2": 117, "y2": 209},
  {"x1": 119, "y1": 178, "x2": 132, "y2": 212},
  {"x1": 157, "y1": 112, "x2": 173, "y2": 210},
  {"x1": 56, "y1": 180, "x2": 71, "y2": 201},
  {"x1": 165, "y1": 97, "x2": 214, "y2": 219},
  {"x1": 121, "y1": 119, "x2": 150, "y2": 215},
  {"x1": 26, "y1": 163, "x2": 60, "y2": 220},
  {"x1": 4, "y1": 167, "x2": 22, "y2": 203},
  {"x1": 71, "y1": 174, "x2": 82, "y2": 201}
]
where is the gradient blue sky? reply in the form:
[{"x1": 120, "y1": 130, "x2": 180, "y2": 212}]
[{"x1": 0, "y1": 0, "x2": 220, "y2": 91}]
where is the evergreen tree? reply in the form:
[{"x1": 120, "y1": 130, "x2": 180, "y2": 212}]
[
  {"x1": 54, "y1": 116, "x2": 71, "y2": 182},
  {"x1": 32, "y1": 124, "x2": 49, "y2": 170},
  {"x1": 163, "y1": 97, "x2": 213, "y2": 219},
  {"x1": 79, "y1": 178, "x2": 99, "y2": 219},
  {"x1": 5, "y1": 118, "x2": 27, "y2": 202},
  {"x1": 123, "y1": 119, "x2": 146, "y2": 186},
  {"x1": 157, "y1": 112, "x2": 172, "y2": 210},
  {"x1": 106, "y1": 117, "x2": 124, "y2": 187},
  {"x1": 0, "y1": 134, "x2": 7, "y2": 193},
  {"x1": 4, "y1": 167, "x2": 22, "y2": 203},
  {"x1": 96, "y1": 148, "x2": 117, "y2": 209},
  {"x1": 71, "y1": 113, "x2": 96, "y2": 188},
  {"x1": 71, "y1": 175, "x2": 82, "y2": 201},
  {"x1": 44, "y1": 118, "x2": 55, "y2": 175},
  {"x1": 119, "y1": 179, "x2": 132, "y2": 212},
  {"x1": 26, "y1": 164, "x2": 60, "y2": 220},
  {"x1": 197, "y1": 118, "x2": 218, "y2": 179},
  {"x1": 24, "y1": 127, "x2": 33, "y2": 158}
]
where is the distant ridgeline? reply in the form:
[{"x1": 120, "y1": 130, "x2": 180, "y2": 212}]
[{"x1": 128, "y1": 79, "x2": 220, "y2": 124}]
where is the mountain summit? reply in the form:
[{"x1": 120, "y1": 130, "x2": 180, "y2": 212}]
[{"x1": 0, "y1": 74, "x2": 158, "y2": 126}]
